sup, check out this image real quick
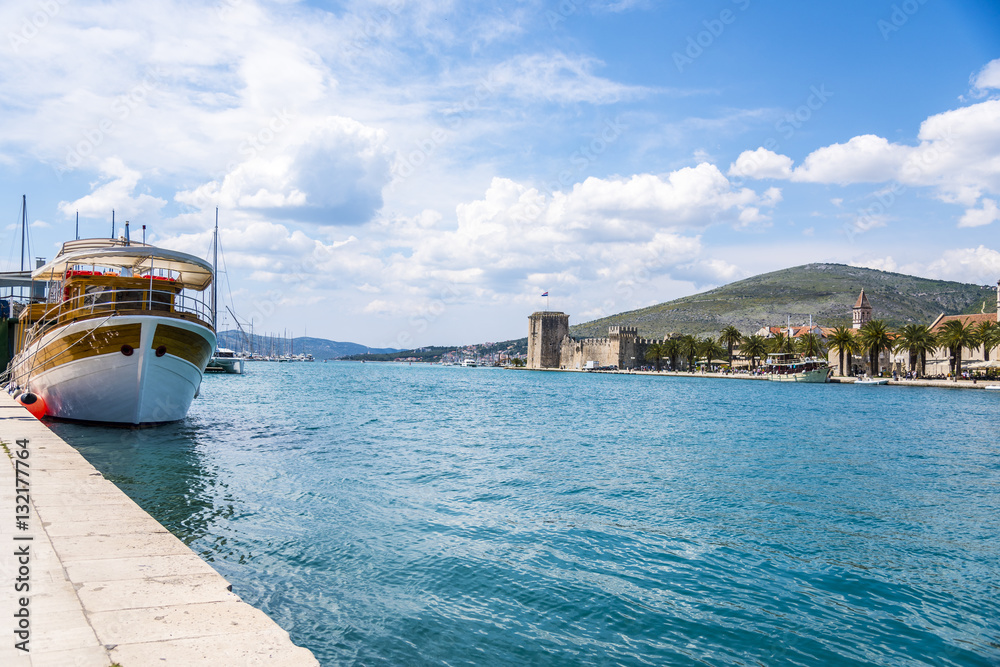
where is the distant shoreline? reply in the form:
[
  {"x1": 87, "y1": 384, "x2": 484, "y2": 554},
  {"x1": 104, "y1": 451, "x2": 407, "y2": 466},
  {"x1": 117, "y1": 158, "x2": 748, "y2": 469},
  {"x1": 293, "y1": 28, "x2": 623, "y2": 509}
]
[{"x1": 522, "y1": 368, "x2": 996, "y2": 390}]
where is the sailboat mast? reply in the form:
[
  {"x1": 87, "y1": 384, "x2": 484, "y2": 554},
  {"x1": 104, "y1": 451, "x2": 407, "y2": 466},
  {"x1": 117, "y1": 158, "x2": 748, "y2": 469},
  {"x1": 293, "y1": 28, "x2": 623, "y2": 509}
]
[
  {"x1": 20, "y1": 194, "x2": 26, "y2": 272},
  {"x1": 212, "y1": 208, "x2": 218, "y2": 329}
]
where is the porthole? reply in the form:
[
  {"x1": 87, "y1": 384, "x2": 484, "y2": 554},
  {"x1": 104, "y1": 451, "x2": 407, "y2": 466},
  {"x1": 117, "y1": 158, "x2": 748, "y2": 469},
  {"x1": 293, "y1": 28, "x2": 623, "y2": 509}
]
[
  {"x1": 121, "y1": 345, "x2": 133, "y2": 356},
  {"x1": 155, "y1": 345, "x2": 167, "y2": 357}
]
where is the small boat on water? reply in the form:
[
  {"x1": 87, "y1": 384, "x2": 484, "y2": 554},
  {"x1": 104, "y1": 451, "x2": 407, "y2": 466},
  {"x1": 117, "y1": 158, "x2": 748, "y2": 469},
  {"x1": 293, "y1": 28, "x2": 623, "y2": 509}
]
[
  {"x1": 461, "y1": 358, "x2": 477, "y2": 367},
  {"x1": 6, "y1": 236, "x2": 216, "y2": 425},
  {"x1": 206, "y1": 347, "x2": 244, "y2": 374},
  {"x1": 854, "y1": 376, "x2": 889, "y2": 385},
  {"x1": 763, "y1": 353, "x2": 830, "y2": 383}
]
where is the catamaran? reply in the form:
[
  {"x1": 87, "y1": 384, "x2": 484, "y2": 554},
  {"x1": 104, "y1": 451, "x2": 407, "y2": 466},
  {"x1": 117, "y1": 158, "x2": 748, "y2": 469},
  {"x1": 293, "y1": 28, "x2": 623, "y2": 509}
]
[{"x1": 6, "y1": 236, "x2": 216, "y2": 425}]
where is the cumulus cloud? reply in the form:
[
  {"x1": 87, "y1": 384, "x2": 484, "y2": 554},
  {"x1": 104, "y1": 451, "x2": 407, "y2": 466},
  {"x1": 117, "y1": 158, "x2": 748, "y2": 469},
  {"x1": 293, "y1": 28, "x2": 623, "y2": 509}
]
[
  {"x1": 925, "y1": 246, "x2": 1000, "y2": 284},
  {"x1": 958, "y1": 199, "x2": 1000, "y2": 228},
  {"x1": 356, "y1": 167, "x2": 778, "y2": 318},
  {"x1": 176, "y1": 116, "x2": 392, "y2": 225},
  {"x1": 57, "y1": 158, "x2": 166, "y2": 223},
  {"x1": 729, "y1": 95, "x2": 1000, "y2": 226},
  {"x1": 972, "y1": 58, "x2": 1000, "y2": 92},
  {"x1": 728, "y1": 148, "x2": 793, "y2": 180},
  {"x1": 856, "y1": 247, "x2": 1000, "y2": 287}
]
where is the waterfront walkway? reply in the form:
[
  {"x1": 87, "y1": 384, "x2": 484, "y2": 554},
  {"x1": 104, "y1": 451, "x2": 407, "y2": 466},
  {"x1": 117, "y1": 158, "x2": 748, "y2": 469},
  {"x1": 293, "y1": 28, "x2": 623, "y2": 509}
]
[
  {"x1": 535, "y1": 367, "x2": 996, "y2": 389},
  {"x1": 0, "y1": 394, "x2": 318, "y2": 667}
]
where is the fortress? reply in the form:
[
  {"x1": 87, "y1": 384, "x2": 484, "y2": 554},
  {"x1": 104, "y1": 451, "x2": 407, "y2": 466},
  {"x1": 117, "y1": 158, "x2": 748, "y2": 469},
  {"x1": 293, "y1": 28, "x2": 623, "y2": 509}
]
[{"x1": 527, "y1": 312, "x2": 660, "y2": 370}]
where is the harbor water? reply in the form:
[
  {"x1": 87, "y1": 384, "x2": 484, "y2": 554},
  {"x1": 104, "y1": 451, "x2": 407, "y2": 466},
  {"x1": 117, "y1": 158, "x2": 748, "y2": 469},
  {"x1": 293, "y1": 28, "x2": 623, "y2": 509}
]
[{"x1": 51, "y1": 363, "x2": 1000, "y2": 666}]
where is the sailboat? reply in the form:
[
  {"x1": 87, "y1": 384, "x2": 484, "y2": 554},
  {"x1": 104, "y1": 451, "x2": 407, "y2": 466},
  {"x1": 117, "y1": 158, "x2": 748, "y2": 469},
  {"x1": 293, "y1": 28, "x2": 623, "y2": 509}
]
[{"x1": 206, "y1": 210, "x2": 244, "y2": 375}]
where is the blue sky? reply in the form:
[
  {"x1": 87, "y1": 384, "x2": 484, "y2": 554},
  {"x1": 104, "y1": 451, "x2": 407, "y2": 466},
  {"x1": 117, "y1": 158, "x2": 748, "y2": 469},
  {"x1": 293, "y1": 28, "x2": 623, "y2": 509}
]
[{"x1": 1, "y1": 0, "x2": 999, "y2": 348}]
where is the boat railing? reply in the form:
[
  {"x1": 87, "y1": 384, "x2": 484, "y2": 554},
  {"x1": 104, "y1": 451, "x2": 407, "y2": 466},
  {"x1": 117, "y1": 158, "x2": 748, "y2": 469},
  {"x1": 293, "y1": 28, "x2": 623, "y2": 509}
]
[{"x1": 21, "y1": 286, "x2": 212, "y2": 345}]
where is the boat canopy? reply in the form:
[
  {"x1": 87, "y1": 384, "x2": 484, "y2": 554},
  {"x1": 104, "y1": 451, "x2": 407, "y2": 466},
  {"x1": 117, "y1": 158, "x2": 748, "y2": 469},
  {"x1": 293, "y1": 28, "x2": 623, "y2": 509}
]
[{"x1": 32, "y1": 239, "x2": 214, "y2": 291}]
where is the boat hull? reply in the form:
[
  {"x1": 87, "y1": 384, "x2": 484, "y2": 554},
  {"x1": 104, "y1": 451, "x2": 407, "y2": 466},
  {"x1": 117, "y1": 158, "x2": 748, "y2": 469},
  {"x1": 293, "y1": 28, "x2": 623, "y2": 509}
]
[
  {"x1": 767, "y1": 368, "x2": 829, "y2": 383},
  {"x1": 11, "y1": 315, "x2": 215, "y2": 425},
  {"x1": 206, "y1": 356, "x2": 244, "y2": 374}
]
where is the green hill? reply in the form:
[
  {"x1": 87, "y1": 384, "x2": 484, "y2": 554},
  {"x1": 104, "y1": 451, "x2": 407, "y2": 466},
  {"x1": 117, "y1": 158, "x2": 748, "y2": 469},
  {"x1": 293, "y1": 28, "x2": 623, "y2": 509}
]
[{"x1": 568, "y1": 263, "x2": 995, "y2": 339}]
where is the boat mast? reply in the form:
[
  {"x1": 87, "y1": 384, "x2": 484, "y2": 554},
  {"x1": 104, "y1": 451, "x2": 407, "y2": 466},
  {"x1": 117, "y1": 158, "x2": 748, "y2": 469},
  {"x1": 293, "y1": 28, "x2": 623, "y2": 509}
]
[
  {"x1": 212, "y1": 208, "x2": 218, "y2": 329},
  {"x1": 20, "y1": 194, "x2": 26, "y2": 272}
]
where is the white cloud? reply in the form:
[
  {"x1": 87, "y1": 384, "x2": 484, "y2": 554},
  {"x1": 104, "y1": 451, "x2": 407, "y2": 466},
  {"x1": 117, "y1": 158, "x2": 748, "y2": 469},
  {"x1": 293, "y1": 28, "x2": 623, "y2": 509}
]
[
  {"x1": 958, "y1": 198, "x2": 1000, "y2": 228},
  {"x1": 57, "y1": 158, "x2": 167, "y2": 223},
  {"x1": 489, "y1": 53, "x2": 650, "y2": 105},
  {"x1": 925, "y1": 246, "x2": 1000, "y2": 284},
  {"x1": 176, "y1": 116, "x2": 392, "y2": 225},
  {"x1": 731, "y1": 98, "x2": 1000, "y2": 225},
  {"x1": 728, "y1": 148, "x2": 793, "y2": 180},
  {"x1": 972, "y1": 58, "x2": 1000, "y2": 92}
]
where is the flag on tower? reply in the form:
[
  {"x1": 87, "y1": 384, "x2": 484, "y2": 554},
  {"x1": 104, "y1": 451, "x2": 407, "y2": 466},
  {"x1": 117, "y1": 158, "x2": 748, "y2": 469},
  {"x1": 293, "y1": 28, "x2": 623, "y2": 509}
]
[{"x1": 541, "y1": 291, "x2": 549, "y2": 297}]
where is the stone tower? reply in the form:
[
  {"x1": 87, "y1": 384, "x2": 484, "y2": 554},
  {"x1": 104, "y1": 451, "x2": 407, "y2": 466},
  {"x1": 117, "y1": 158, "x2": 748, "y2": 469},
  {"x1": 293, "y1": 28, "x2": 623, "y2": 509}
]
[
  {"x1": 608, "y1": 325, "x2": 639, "y2": 368},
  {"x1": 527, "y1": 312, "x2": 569, "y2": 369},
  {"x1": 852, "y1": 289, "x2": 872, "y2": 329}
]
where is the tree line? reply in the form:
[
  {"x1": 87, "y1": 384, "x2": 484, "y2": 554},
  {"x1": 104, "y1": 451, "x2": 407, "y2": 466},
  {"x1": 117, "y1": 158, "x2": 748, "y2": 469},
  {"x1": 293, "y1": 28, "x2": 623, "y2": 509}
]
[{"x1": 642, "y1": 320, "x2": 1000, "y2": 377}]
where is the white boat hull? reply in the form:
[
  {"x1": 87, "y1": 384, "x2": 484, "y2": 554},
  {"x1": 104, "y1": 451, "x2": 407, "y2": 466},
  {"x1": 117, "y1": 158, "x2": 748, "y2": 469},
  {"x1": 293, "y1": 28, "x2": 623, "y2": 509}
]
[
  {"x1": 767, "y1": 368, "x2": 829, "y2": 383},
  {"x1": 11, "y1": 315, "x2": 215, "y2": 425},
  {"x1": 207, "y1": 356, "x2": 244, "y2": 374}
]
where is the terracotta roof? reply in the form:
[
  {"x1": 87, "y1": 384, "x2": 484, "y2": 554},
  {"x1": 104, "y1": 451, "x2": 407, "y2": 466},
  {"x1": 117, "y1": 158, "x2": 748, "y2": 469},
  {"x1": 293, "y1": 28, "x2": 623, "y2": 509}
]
[
  {"x1": 930, "y1": 312, "x2": 998, "y2": 332},
  {"x1": 854, "y1": 289, "x2": 871, "y2": 309}
]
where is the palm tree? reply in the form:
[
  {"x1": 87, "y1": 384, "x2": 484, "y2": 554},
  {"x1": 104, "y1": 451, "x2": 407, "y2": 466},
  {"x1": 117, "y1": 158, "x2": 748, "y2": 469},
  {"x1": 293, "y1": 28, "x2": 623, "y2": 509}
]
[
  {"x1": 679, "y1": 335, "x2": 699, "y2": 371},
  {"x1": 937, "y1": 319, "x2": 978, "y2": 378},
  {"x1": 741, "y1": 334, "x2": 768, "y2": 370},
  {"x1": 894, "y1": 324, "x2": 936, "y2": 376},
  {"x1": 718, "y1": 325, "x2": 743, "y2": 362},
  {"x1": 769, "y1": 331, "x2": 795, "y2": 354},
  {"x1": 859, "y1": 320, "x2": 893, "y2": 376},
  {"x1": 828, "y1": 326, "x2": 858, "y2": 376},
  {"x1": 662, "y1": 338, "x2": 681, "y2": 371},
  {"x1": 796, "y1": 332, "x2": 824, "y2": 358},
  {"x1": 644, "y1": 342, "x2": 665, "y2": 371},
  {"x1": 699, "y1": 338, "x2": 726, "y2": 370},
  {"x1": 974, "y1": 320, "x2": 1000, "y2": 361}
]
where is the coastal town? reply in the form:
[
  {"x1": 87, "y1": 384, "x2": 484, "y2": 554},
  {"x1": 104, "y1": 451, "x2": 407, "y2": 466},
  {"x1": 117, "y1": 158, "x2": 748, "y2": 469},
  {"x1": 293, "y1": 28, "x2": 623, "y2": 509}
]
[{"x1": 527, "y1": 283, "x2": 1000, "y2": 382}]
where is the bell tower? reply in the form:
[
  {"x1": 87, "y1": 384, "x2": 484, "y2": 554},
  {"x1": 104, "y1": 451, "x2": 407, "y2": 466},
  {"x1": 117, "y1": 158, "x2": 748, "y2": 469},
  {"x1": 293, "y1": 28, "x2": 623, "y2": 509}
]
[{"x1": 852, "y1": 289, "x2": 872, "y2": 329}]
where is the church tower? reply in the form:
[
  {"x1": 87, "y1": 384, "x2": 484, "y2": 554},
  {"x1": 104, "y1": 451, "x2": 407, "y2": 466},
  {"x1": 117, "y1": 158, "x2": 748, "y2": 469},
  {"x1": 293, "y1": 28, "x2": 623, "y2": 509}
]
[{"x1": 852, "y1": 289, "x2": 872, "y2": 329}]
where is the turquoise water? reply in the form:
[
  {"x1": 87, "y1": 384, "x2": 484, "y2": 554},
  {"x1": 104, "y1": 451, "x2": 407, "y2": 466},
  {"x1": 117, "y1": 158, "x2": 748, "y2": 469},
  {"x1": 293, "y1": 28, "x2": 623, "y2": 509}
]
[{"x1": 51, "y1": 363, "x2": 1000, "y2": 665}]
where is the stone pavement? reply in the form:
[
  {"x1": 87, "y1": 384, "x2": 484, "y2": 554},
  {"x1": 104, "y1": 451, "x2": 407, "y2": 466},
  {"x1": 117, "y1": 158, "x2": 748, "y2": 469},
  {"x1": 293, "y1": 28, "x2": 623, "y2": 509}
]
[{"x1": 0, "y1": 393, "x2": 318, "y2": 666}]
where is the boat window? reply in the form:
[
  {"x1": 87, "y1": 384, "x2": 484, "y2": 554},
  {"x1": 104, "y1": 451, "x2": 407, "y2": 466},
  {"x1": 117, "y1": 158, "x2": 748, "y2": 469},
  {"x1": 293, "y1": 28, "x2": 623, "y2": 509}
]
[
  {"x1": 117, "y1": 290, "x2": 145, "y2": 309},
  {"x1": 150, "y1": 289, "x2": 172, "y2": 311},
  {"x1": 84, "y1": 285, "x2": 113, "y2": 309}
]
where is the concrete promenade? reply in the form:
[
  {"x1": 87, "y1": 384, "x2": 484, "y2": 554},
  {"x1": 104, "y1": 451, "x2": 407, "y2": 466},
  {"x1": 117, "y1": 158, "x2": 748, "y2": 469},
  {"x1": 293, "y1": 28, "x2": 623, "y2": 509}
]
[
  {"x1": 0, "y1": 393, "x2": 319, "y2": 666},
  {"x1": 529, "y1": 367, "x2": 998, "y2": 390}
]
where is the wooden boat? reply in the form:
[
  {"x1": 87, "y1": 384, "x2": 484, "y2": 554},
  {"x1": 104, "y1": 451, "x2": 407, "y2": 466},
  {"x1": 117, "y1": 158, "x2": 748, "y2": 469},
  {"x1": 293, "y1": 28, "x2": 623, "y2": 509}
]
[
  {"x1": 763, "y1": 353, "x2": 830, "y2": 383},
  {"x1": 6, "y1": 237, "x2": 216, "y2": 425}
]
